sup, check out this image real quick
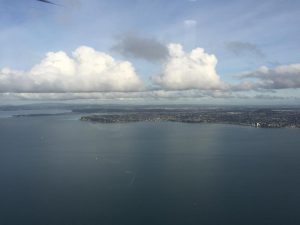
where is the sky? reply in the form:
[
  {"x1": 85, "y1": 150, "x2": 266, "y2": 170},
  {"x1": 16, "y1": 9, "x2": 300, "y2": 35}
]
[{"x1": 0, "y1": 0, "x2": 300, "y2": 104}]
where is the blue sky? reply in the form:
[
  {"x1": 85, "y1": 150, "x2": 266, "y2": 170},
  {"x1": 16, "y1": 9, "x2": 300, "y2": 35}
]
[{"x1": 0, "y1": 0, "x2": 300, "y2": 104}]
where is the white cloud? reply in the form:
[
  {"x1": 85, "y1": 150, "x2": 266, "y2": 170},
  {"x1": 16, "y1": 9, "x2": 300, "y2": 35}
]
[
  {"x1": 153, "y1": 43, "x2": 226, "y2": 90},
  {"x1": 184, "y1": 20, "x2": 197, "y2": 27},
  {"x1": 2, "y1": 44, "x2": 300, "y2": 103},
  {"x1": 0, "y1": 46, "x2": 144, "y2": 93}
]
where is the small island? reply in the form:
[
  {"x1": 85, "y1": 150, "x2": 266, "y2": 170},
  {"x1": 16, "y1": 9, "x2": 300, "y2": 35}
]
[{"x1": 80, "y1": 108, "x2": 300, "y2": 128}]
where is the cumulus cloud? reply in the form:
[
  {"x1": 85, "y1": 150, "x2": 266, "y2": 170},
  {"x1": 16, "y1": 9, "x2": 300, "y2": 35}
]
[
  {"x1": 239, "y1": 64, "x2": 300, "y2": 89},
  {"x1": 2, "y1": 43, "x2": 300, "y2": 102},
  {"x1": 111, "y1": 34, "x2": 168, "y2": 62},
  {"x1": 0, "y1": 46, "x2": 144, "y2": 93},
  {"x1": 153, "y1": 43, "x2": 226, "y2": 90},
  {"x1": 225, "y1": 41, "x2": 265, "y2": 58}
]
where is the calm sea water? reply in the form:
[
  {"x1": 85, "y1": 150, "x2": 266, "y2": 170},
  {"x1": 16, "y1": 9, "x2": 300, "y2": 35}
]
[{"x1": 0, "y1": 115, "x2": 300, "y2": 225}]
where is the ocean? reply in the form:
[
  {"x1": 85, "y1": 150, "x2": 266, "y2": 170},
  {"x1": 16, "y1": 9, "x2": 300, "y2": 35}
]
[{"x1": 0, "y1": 114, "x2": 300, "y2": 225}]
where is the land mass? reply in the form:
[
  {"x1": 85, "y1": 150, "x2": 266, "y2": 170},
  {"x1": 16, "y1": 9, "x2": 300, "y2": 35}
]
[{"x1": 80, "y1": 107, "x2": 300, "y2": 128}]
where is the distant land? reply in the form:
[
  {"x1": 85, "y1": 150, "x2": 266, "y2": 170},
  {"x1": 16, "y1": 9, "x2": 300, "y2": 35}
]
[
  {"x1": 80, "y1": 107, "x2": 300, "y2": 128},
  {"x1": 1, "y1": 104, "x2": 299, "y2": 128}
]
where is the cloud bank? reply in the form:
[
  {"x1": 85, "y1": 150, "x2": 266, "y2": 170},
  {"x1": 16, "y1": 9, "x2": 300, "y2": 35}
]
[
  {"x1": 153, "y1": 44, "x2": 225, "y2": 90},
  {"x1": 239, "y1": 64, "x2": 300, "y2": 89},
  {"x1": 0, "y1": 46, "x2": 144, "y2": 93},
  {"x1": 3, "y1": 91, "x2": 298, "y2": 104}
]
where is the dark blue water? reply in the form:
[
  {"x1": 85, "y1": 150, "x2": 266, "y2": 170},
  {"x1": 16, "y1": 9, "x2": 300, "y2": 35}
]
[{"x1": 0, "y1": 116, "x2": 300, "y2": 225}]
